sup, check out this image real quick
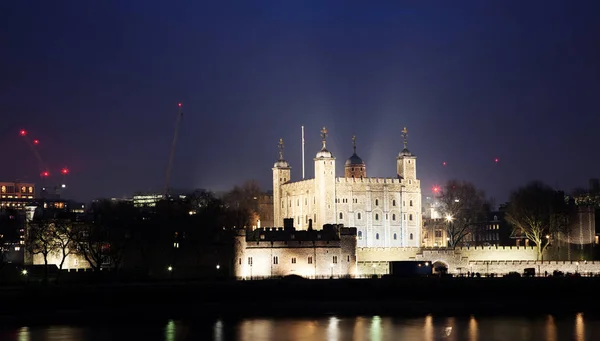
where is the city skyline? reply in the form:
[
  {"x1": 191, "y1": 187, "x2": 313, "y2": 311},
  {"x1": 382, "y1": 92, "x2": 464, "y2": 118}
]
[{"x1": 2, "y1": 1, "x2": 600, "y2": 202}]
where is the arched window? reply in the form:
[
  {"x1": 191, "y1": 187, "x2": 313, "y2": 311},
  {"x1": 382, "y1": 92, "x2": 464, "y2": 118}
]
[
  {"x1": 393, "y1": 233, "x2": 397, "y2": 240},
  {"x1": 409, "y1": 214, "x2": 413, "y2": 221},
  {"x1": 392, "y1": 214, "x2": 396, "y2": 221},
  {"x1": 358, "y1": 231, "x2": 362, "y2": 240},
  {"x1": 493, "y1": 215, "x2": 498, "y2": 221},
  {"x1": 357, "y1": 212, "x2": 362, "y2": 220},
  {"x1": 376, "y1": 233, "x2": 379, "y2": 240},
  {"x1": 410, "y1": 233, "x2": 413, "y2": 240},
  {"x1": 339, "y1": 212, "x2": 343, "y2": 219},
  {"x1": 409, "y1": 200, "x2": 413, "y2": 206},
  {"x1": 393, "y1": 200, "x2": 396, "y2": 206},
  {"x1": 375, "y1": 214, "x2": 379, "y2": 221},
  {"x1": 375, "y1": 199, "x2": 379, "y2": 206}
]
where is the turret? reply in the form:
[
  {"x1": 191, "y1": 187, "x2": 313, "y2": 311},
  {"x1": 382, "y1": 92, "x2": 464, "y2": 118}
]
[
  {"x1": 272, "y1": 138, "x2": 291, "y2": 227},
  {"x1": 314, "y1": 127, "x2": 336, "y2": 228},
  {"x1": 345, "y1": 135, "x2": 366, "y2": 178},
  {"x1": 397, "y1": 127, "x2": 416, "y2": 180}
]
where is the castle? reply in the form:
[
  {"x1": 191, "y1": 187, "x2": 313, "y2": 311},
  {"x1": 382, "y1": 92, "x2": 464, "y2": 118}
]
[{"x1": 272, "y1": 127, "x2": 422, "y2": 248}]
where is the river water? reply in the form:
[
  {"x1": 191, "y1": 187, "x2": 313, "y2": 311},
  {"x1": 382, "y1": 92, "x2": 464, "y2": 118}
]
[{"x1": 0, "y1": 314, "x2": 596, "y2": 340}]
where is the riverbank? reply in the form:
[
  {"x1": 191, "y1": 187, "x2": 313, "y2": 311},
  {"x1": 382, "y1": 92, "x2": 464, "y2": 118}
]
[{"x1": 1, "y1": 277, "x2": 597, "y2": 323}]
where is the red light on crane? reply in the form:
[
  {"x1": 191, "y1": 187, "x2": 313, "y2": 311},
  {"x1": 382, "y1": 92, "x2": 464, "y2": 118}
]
[
  {"x1": 442, "y1": 161, "x2": 447, "y2": 166},
  {"x1": 33, "y1": 139, "x2": 39, "y2": 145},
  {"x1": 41, "y1": 171, "x2": 49, "y2": 177},
  {"x1": 178, "y1": 103, "x2": 182, "y2": 107},
  {"x1": 20, "y1": 130, "x2": 27, "y2": 136},
  {"x1": 61, "y1": 168, "x2": 69, "y2": 175},
  {"x1": 432, "y1": 186, "x2": 440, "y2": 193},
  {"x1": 494, "y1": 158, "x2": 499, "y2": 163}
]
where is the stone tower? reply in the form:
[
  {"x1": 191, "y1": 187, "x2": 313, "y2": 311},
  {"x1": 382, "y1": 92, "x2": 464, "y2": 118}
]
[
  {"x1": 272, "y1": 138, "x2": 291, "y2": 227},
  {"x1": 345, "y1": 135, "x2": 366, "y2": 178},
  {"x1": 396, "y1": 127, "x2": 422, "y2": 247},
  {"x1": 397, "y1": 127, "x2": 416, "y2": 180},
  {"x1": 314, "y1": 127, "x2": 336, "y2": 228}
]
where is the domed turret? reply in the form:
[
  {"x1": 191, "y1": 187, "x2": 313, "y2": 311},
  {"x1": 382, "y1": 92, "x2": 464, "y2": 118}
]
[
  {"x1": 273, "y1": 138, "x2": 291, "y2": 168},
  {"x1": 315, "y1": 127, "x2": 333, "y2": 159},
  {"x1": 345, "y1": 135, "x2": 366, "y2": 178}
]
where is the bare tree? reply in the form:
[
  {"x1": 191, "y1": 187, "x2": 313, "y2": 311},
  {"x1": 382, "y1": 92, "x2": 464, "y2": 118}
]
[
  {"x1": 505, "y1": 181, "x2": 572, "y2": 260},
  {"x1": 437, "y1": 180, "x2": 490, "y2": 247},
  {"x1": 224, "y1": 180, "x2": 262, "y2": 228},
  {"x1": 25, "y1": 219, "x2": 57, "y2": 282},
  {"x1": 74, "y1": 222, "x2": 110, "y2": 272},
  {"x1": 51, "y1": 220, "x2": 77, "y2": 280}
]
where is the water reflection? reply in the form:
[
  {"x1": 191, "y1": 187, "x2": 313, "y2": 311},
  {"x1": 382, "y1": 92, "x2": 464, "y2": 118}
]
[
  {"x1": 575, "y1": 313, "x2": 585, "y2": 341},
  {"x1": 17, "y1": 327, "x2": 29, "y2": 341},
  {"x1": 545, "y1": 315, "x2": 557, "y2": 341},
  {"x1": 1, "y1": 313, "x2": 597, "y2": 340},
  {"x1": 468, "y1": 315, "x2": 478, "y2": 341}
]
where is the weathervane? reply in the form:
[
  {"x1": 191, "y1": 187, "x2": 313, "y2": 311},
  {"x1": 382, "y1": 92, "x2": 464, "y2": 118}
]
[
  {"x1": 278, "y1": 138, "x2": 284, "y2": 160},
  {"x1": 352, "y1": 135, "x2": 357, "y2": 153},
  {"x1": 401, "y1": 127, "x2": 408, "y2": 149},
  {"x1": 320, "y1": 127, "x2": 328, "y2": 149}
]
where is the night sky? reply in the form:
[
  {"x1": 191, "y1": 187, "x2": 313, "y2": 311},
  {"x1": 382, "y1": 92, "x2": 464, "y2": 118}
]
[{"x1": 2, "y1": 1, "x2": 600, "y2": 204}]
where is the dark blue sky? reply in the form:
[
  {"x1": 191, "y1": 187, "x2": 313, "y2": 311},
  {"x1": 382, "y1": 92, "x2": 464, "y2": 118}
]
[{"x1": 2, "y1": 1, "x2": 600, "y2": 204}]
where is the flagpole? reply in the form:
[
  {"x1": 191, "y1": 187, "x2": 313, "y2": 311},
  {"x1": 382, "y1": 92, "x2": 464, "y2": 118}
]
[{"x1": 302, "y1": 125, "x2": 305, "y2": 179}]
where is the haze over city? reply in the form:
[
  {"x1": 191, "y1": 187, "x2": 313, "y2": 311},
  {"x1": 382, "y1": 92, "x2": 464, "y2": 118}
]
[{"x1": 2, "y1": 1, "x2": 600, "y2": 203}]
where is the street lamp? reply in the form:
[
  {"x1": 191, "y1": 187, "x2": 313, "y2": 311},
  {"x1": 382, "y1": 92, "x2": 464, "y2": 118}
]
[
  {"x1": 216, "y1": 264, "x2": 220, "y2": 270},
  {"x1": 21, "y1": 269, "x2": 27, "y2": 276},
  {"x1": 167, "y1": 266, "x2": 173, "y2": 272}
]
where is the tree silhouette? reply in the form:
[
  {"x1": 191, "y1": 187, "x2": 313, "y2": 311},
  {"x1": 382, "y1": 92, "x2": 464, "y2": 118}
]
[
  {"x1": 24, "y1": 218, "x2": 56, "y2": 282},
  {"x1": 506, "y1": 181, "x2": 572, "y2": 260},
  {"x1": 437, "y1": 180, "x2": 490, "y2": 247}
]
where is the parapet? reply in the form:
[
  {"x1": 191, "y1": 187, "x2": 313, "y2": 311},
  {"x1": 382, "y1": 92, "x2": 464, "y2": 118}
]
[
  {"x1": 336, "y1": 177, "x2": 401, "y2": 184},
  {"x1": 246, "y1": 224, "x2": 353, "y2": 242}
]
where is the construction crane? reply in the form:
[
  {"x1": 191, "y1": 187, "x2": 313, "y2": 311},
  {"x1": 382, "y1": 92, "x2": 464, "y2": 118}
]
[
  {"x1": 19, "y1": 129, "x2": 70, "y2": 198},
  {"x1": 164, "y1": 103, "x2": 184, "y2": 198}
]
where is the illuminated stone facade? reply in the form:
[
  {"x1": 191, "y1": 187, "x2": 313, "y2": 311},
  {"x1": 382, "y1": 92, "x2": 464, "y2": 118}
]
[
  {"x1": 272, "y1": 128, "x2": 422, "y2": 248},
  {"x1": 233, "y1": 223, "x2": 357, "y2": 279}
]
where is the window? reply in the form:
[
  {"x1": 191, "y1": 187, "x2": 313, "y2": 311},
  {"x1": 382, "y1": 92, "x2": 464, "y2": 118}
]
[
  {"x1": 410, "y1": 233, "x2": 413, "y2": 240},
  {"x1": 248, "y1": 257, "x2": 253, "y2": 265},
  {"x1": 333, "y1": 256, "x2": 338, "y2": 264},
  {"x1": 393, "y1": 233, "x2": 397, "y2": 240},
  {"x1": 375, "y1": 199, "x2": 379, "y2": 206},
  {"x1": 376, "y1": 233, "x2": 379, "y2": 240},
  {"x1": 493, "y1": 215, "x2": 498, "y2": 221},
  {"x1": 21, "y1": 186, "x2": 26, "y2": 193},
  {"x1": 409, "y1": 200, "x2": 413, "y2": 206},
  {"x1": 435, "y1": 230, "x2": 443, "y2": 238},
  {"x1": 281, "y1": 201, "x2": 284, "y2": 208},
  {"x1": 297, "y1": 199, "x2": 299, "y2": 206},
  {"x1": 273, "y1": 256, "x2": 279, "y2": 264},
  {"x1": 291, "y1": 257, "x2": 296, "y2": 264},
  {"x1": 308, "y1": 256, "x2": 313, "y2": 264},
  {"x1": 375, "y1": 214, "x2": 379, "y2": 221},
  {"x1": 339, "y1": 212, "x2": 343, "y2": 219},
  {"x1": 358, "y1": 231, "x2": 363, "y2": 240},
  {"x1": 173, "y1": 242, "x2": 179, "y2": 248},
  {"x1": 357, "y1": 212, "x2": 362, "y2": 220},
  {"x1": 409, "y1": 214, "x2": 413, "y2": 221},
  {"x1": 28, "y1": 186, "x2": 33, "y2": 193},
  {"x1": 239, "y1": 258, "x2": 242, "y2": 265},
  {"x1": 0, "y1": 186, "x2": 5, "y2": 194},
  {"x1": 392, "y1": 214, "x2": 396, "y2": 221},
  {"x1": 347, "y1": 255, "x2": 350, "y2": 262},
  {"x1": 393, "y1": 200, "x2": 396, "y2": 206}
]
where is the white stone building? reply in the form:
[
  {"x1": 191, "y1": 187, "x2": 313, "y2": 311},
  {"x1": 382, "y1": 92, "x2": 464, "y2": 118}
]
[
  {"x1": 272, "y1": 127, "x2": 422, "y2": 248},
  {"x1": 233, "y1": 222, "x2": 357, "y2": 279}
]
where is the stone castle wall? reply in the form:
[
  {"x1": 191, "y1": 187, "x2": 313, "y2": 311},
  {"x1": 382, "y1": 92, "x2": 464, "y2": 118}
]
[
  {"x1": 32, "y1": 250, "x2": 91, "y2": 270},
  {"x1": 357, "y1": 246, "x2": 600, "y2": 275}
]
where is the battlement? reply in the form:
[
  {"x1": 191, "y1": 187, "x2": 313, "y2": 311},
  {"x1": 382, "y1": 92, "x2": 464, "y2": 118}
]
[
  {"x1": 243, "y1": 224, "x2": 355, "y2": 242},
  {"x1": 336, "y1": 177, "x2": 401, "y2": 184},
  {"x1": 280, "y1": 178, "x2": 315, "y2": 190}
]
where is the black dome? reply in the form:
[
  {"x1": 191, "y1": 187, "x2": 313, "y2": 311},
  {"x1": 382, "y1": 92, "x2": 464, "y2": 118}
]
[{"x1": 345, "y1": 153, "x2": 365, "y2": 166}]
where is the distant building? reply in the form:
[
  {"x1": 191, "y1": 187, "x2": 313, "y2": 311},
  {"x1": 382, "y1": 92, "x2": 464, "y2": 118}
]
[
  {"x1": 421, "y1": 218, "x2": 448, "y2": 247},
  {"x1": 0, "y1": 181, "x2": 35, "y2": 199},
  {"x1": 233, "y1": 220, "x2": 357, "y2": 279},
  {"x1": 132, "y1": 193, "x2": 164, "y2": 207}
]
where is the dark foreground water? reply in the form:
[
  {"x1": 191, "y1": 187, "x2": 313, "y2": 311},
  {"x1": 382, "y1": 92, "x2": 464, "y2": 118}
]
[{"x1": 0, "y1": 314, "x2": 597, "y2": 340}]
